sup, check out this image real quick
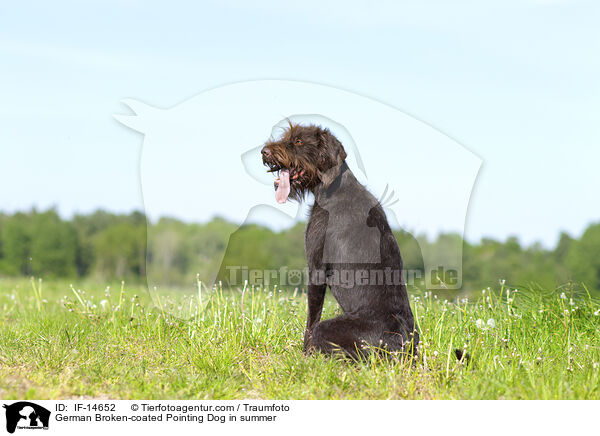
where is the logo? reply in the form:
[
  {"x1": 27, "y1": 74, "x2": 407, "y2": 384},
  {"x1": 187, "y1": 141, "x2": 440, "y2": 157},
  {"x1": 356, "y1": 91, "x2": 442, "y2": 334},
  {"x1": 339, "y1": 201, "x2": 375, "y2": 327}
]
[
  {"x1": 2, "y1": 402, "x2": 50, "y2": 434},
  {"x1": 114, "y1": 80, "x2": 481, "y2": 301}
]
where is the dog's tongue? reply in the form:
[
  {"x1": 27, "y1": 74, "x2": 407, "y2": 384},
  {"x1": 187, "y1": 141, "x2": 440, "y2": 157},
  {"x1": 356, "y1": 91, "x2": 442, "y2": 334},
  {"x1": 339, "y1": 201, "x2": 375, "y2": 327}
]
[{"x1": 275, "y1": 170, "x2": 290, "y2": 203}]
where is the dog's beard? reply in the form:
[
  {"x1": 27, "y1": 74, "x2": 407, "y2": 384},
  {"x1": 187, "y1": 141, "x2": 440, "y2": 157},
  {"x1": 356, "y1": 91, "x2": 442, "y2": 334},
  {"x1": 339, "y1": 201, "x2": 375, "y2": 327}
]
[{"x1": 263, "y1": 151, "x2": 319, "y2": 203}]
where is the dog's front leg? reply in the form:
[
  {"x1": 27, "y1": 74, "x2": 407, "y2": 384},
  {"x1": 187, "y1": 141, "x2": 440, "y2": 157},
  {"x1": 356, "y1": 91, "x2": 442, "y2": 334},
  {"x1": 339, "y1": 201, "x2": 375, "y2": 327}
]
[{"x1": 303, "y1": 283, "x2": 327, "y2": 353}]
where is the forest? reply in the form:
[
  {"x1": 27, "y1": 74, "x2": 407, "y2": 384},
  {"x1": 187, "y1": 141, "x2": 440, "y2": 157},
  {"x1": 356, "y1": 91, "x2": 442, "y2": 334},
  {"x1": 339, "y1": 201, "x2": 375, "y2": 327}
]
[{"x1": 0, "y1": 208, "x2": 598, "y2": 293}]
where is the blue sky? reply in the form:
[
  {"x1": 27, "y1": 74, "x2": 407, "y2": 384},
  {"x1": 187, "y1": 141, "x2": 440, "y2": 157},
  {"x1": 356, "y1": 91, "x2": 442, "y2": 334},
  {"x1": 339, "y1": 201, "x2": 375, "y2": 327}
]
[{"x1": 1, "y1": 0, "x2": 599, "y2": 247}]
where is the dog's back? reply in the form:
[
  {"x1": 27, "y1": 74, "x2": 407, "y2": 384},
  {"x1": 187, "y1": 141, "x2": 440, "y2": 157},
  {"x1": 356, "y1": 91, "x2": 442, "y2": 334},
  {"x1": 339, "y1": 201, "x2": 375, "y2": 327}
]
[{"x1": 306, "y1": 163, "x2": 418, "y2": 354}]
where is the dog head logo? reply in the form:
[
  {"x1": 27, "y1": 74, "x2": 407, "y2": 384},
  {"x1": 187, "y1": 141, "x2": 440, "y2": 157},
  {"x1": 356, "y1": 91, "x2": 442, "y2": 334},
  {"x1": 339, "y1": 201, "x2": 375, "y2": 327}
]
[
  {"x1": 115, "y1": 80, "x2": 481, "y2": 292},
  {"x1": 3, "y1": 402, "x2": 50, "y2": 434}
]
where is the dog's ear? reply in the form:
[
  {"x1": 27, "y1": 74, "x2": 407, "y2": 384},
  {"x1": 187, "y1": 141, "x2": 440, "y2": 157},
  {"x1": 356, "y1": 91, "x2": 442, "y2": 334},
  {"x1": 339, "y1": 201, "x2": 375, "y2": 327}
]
[{"x1": 318, "y1": 128, "x2": 347, "y2": 188}]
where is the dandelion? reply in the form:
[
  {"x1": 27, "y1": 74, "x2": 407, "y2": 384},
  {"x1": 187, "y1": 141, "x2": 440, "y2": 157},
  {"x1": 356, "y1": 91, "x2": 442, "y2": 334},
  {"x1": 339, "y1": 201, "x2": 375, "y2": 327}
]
[
  {"x1": 487, "y1": 318, "x2": 496, "y2": 328},
  {"x1": 475, "y1": 319, "x2": 484, "y2": 329}
]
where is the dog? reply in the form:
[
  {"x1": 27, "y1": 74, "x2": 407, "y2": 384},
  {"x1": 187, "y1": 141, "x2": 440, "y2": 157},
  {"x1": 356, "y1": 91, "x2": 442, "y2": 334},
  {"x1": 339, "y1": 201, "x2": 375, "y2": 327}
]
[{"x1": 261, "y1": 122, "x2": 419, "y2": 359}]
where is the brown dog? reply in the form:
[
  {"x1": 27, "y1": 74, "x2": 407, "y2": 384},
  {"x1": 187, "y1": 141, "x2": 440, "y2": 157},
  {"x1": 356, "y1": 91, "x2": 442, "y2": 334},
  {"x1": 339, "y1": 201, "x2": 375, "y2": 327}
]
[{"x1": 261, "y1": 123, "x2": 418, "y2": 359}]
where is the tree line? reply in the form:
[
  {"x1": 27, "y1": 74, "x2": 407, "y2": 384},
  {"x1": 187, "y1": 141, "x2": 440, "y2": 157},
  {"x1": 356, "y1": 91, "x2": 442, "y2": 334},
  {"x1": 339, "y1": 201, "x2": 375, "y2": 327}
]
[{"x1": 0, "y1": 209, "x2": 598, "y2": 293}]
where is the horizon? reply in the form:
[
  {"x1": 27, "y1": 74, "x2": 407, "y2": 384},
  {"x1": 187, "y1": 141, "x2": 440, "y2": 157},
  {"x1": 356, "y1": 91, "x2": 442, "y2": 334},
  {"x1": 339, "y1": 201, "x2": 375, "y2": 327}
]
[{"x1": 1, "y1": 205, "x2": 592, "y2": 250}]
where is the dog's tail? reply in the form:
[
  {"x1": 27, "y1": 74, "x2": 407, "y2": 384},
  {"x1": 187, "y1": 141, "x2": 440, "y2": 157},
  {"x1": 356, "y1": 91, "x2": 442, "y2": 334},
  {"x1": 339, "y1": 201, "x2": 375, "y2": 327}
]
[{"x1": 454, "y1": 349, "x2": 471, "y2": 365}]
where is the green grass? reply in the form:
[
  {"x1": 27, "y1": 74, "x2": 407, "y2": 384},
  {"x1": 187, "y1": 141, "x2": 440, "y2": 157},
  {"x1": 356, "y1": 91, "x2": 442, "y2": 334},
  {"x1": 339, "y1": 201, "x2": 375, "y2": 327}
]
[{"x1": 0, "y1": 277, "x2": 599, "y2": 399}]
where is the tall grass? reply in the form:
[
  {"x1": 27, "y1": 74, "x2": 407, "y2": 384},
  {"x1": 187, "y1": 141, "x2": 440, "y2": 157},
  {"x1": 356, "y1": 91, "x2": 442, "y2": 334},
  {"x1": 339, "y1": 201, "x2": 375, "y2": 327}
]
[{"x1": 0, "y1": 278, "x2": 598, "y2": 399}]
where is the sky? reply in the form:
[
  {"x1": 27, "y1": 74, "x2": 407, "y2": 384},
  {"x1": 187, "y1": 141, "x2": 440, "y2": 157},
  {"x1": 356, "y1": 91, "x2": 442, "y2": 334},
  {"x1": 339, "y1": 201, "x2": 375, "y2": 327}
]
[{"x1": 1, "y1": 0, "x2": 599, "y2": 247}]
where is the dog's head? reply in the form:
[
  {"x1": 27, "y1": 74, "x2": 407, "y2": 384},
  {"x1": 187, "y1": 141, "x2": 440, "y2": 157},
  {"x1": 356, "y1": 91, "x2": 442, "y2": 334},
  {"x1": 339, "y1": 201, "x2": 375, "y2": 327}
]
[{"x1": 261, "y1": 122, "x2": 347, "y2": 203}]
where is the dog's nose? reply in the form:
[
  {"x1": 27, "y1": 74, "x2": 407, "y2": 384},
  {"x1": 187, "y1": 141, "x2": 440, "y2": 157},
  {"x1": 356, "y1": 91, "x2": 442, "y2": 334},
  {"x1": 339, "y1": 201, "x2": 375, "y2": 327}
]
[{"x1": 261, "y1": 147, "x2": 271, "y2": 158}]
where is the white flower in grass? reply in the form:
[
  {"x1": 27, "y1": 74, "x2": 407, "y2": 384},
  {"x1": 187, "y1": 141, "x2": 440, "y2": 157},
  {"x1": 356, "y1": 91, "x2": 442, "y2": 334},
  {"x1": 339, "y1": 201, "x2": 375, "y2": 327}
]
[
  {"x1": 593, "y1": 310, "x2": 600, "y2": 317},
  {"x1": 560, "y1": 292, "x2": 567, "y2": 300},
  {"x1": 475, "y1": 319, "x2": 484, "y2": 329},
  {"x1": 487, "y1": 318, "x2": 496, "y2": 328},
  {"x1": 99, "y1": 300, "x2": 109, "y2": 310}
]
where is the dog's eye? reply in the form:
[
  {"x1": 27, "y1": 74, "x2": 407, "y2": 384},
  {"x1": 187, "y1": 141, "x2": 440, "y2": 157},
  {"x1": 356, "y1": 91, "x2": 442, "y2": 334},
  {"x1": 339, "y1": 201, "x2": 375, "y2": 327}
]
[{"x1": 294, "y1": 138, "x2": 303, "y2": 146}]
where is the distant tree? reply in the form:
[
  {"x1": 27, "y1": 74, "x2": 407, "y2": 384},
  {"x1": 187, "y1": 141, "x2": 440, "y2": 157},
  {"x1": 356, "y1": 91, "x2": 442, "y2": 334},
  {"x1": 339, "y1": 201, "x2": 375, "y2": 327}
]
[
  {"x1": 147, "y1": 218, "x2": 188, "y2": 286},
  {"x1": 30, "y1": 210, "x2": 77, "y2": 277},
  {"x1": 566, "y1": 223, "x2": 600, "y2": 290},
  {"x1": 0, "y1": 213, "x2": 5, "y2": 262},
  {"x1": 393, "y1": 230, "x2": 424, "y2": 273},
  {"x1": 554, "y1": 232, "x2": 573, "y2": 262},
  {"x1": 92, "y1": 220, "x2": 146, "y2": 280},
  {"x1": 0, "y1": 212, "x2": 32, "y2": 275},
  {"x1": 217, "y1": 224, "x2": 278, "y2": 286}
]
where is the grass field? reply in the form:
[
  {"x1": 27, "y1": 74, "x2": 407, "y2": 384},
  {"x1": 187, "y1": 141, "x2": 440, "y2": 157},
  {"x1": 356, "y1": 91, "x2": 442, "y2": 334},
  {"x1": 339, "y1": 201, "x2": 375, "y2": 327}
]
[{"x1": 0, "y1": 277, "x2": 599, "y2": 400}]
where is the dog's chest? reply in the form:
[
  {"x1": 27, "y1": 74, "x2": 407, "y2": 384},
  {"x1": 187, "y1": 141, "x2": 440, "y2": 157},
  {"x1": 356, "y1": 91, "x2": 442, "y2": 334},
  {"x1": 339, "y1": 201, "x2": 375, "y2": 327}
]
[{"x1": 306, "y1": 198, "x2": 382, "y2": 266}]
